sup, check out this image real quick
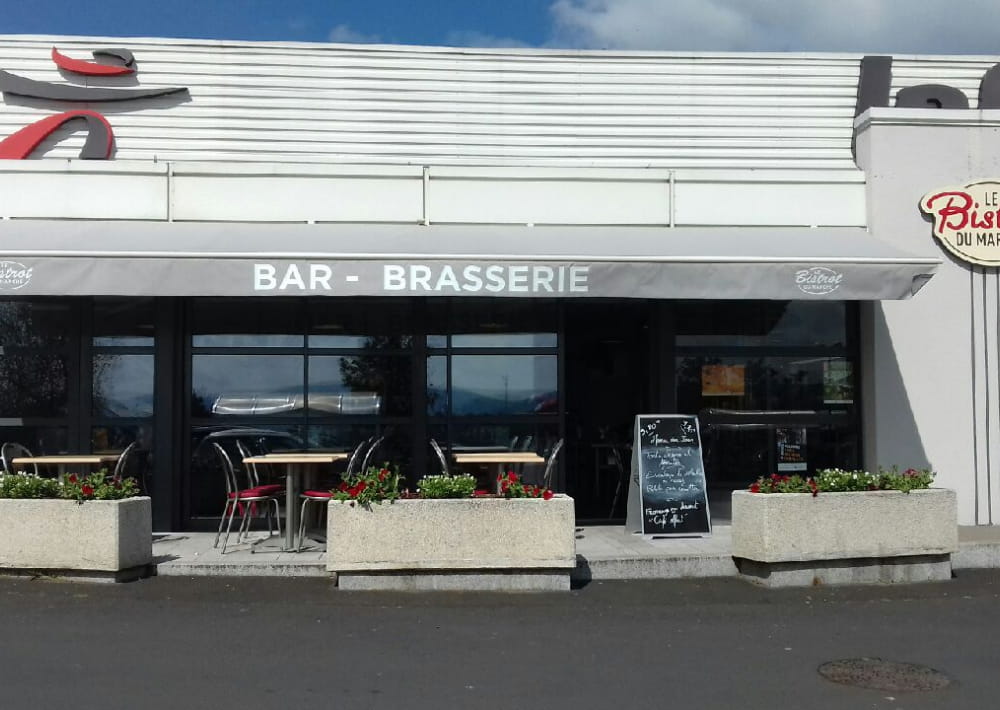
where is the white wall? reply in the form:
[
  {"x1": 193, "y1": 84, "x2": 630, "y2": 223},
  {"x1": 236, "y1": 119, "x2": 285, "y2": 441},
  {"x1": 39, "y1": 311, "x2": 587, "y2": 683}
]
[
  {"x1": 857, "y1": 108, "x2": 1000, "y2": 525},
  {"x1": 0, "y1": 161, "x2": 865, "y2": 227}
]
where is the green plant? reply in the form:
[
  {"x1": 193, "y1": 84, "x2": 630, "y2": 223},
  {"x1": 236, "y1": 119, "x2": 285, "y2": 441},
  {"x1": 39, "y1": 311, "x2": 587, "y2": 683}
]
[
  {"x1": 0, "y1": 473, "x2": 61, "y2": 499},
  {"x1": 417, "y1": 473, "x2": 477, "y2": 498},
  {"x1": 333, "y1": 465, "x2": 402, "y2": 506},
  {"x1": 497, "y1": 471, "x2": 554, "y2": 500},
  {"x1": 0, "y1": 471, "x2": 139, "y2": 501},
  {"x1": 748, "y1": 467, "x2": 935, "y2": 496},
  {"x1": 61, "y1": 472, "x2": 140, "y2": 501}
]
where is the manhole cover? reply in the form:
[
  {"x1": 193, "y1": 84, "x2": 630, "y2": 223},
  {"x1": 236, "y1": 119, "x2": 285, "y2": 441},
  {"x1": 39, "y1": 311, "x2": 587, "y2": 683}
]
[{"x1": 818, "y1": 658, "x2": 951, "y2": 692}]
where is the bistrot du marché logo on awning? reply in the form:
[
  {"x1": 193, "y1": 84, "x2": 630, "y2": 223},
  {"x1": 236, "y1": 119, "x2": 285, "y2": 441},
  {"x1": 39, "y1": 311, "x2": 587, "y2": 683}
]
[
  {"x1": 0, "y1": 260, "x2": 31, "y2": 290},
  {"x1": 795, "y1": 266, "x2": 843, "y2": 295}
]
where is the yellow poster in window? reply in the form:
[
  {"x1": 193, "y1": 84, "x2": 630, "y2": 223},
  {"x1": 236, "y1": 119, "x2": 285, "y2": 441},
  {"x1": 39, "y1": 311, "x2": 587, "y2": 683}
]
[{"x1": 701, "y1": 364, "x2": 745, "y2": 396}]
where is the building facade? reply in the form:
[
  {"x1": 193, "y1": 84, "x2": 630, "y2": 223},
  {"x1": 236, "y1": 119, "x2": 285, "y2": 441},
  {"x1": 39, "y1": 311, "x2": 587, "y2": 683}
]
[{"x1": 0, "y1": 35, "x2": 993, "y2": 528}]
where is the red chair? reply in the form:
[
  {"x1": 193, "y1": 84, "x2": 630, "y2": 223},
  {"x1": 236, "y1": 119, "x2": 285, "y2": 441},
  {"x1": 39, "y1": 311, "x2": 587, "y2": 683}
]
[{"x1": 212, "y1": 443, "x2": 281, "y2": 554}]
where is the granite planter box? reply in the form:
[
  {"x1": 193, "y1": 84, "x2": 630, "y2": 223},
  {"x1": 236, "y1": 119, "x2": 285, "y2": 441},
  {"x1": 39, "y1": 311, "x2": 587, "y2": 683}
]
[
  {"x1": 0, "y1": 497, "x2": 152, "y2": 581},
  {"x1": 326, "y1": 496, "x2": 576, "y2": 591},
  {"x1": 731, "y1": 489, "x2": 958, "y2": 587}
]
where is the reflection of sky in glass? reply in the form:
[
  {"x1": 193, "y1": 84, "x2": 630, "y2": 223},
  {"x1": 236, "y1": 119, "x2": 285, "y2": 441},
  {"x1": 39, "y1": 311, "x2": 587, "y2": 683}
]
[
  {"x1": 193, "y1": 334, "x2": 303, "y2": 348},
  {"x1": 428, "y1": 355, "x2": 557, "y2": 416},
  {"x1": 192, "y1": 355, "x2": 304, "y2": 413},
  {"x1": 435, "y1": 333, "x2": 557, "y2": 348},
  {"x1": 93, "y1": 354, "x2": 154, "y2": 417},
  {"x1": 94, "y1": 336, "x2": 153, "y2": 347}
]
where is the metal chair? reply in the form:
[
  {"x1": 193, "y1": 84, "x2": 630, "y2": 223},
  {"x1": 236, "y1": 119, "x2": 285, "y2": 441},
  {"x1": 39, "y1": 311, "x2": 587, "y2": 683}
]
[
  {"x1": 429, "y1": 438, "x2": 450, "y2": 475},
  {"x1": 344, "y1": 437, "x2": 372, "y2": 477},
  {"x1": 360, "y1": 435, "x2": 386, "y2": 473},
  {"x1": 212, "y1": 443, "x2": 281, "y2": 554},
  {"x1": 541, "y1": 438, "x2": 565, "y2": 489},
  {"x1": 236, "y1": 440, "x2": 283, "y2": 497},
  {"x1": 609, "y1": 444, "x2": 631, "y2": 519},
  {"x1": 1, "y1": 442, "x2": 38, "y2": 475},
  {"x1": 296, "y1": 487, "x2": 332, "y2": 553}
]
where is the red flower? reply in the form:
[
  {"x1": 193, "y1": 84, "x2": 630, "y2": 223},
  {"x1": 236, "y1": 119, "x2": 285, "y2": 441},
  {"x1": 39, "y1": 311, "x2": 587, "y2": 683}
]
[
  {"x1": 543, "y1": 489, "x2": 554, "y2": 500},
  {"x1": 378, "y1": 471, "x2": 387, "y2": 481},
  {"x1": 749, "y1": 483, "x2": 761, "y2": 493},
  {"x1": 67, "y1": 474, "x2": 78, "y2": 484},
  {"x1": 507, "y1": 472, "x2": 518, "y2": 482},
  {"x1": 81, "y1": 484, "x2": 95, "y2": 497}
]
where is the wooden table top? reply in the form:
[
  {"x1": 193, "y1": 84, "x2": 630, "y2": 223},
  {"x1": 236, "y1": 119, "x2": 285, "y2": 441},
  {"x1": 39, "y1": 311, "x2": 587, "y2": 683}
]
[
  {"x1": 243, "y1": 453, "x2": 348, "y2": 464},
  {"x1": 452, "y1": 452, "x2": 545, "y2": 464},
  {"x1": 12, "y1": 454, "x2": 121, "y2": 465}
]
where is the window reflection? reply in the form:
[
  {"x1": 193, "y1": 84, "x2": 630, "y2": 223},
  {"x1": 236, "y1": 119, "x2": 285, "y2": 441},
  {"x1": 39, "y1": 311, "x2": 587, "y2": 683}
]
[
  {"x1": 0, "y1": 301, "x2": 70, "y2": 347},
  {"x1": 93, "y1": 298, "x2": 154, "y2": 346},
  {"x1": 308, "y1": 355, "x2": 411, "y2": 416},
  {"x1": 308, "y1": 300, "x2": 413, "y2": 349},
  {"x1": 0, "y1": 426, "x2": 67, "y2": 457},
  {"x1": 93, "y1": 354, "x2": 154, "y2": 417},
  {"x1": 0, "y1": 353, "x2": 68, "y2": 417},
  {"x1": 428, "y1": 299, "x2": 557, "y2": 348},
  {"x1": 192, "y1": 299, "x2": 304, "y2": 348},
  {"x1": 448, "y1": 355, "x2": 557, "y2": 416},
  {"x1": 192, "y1": 355, "x2": 304, "y2": 417},
  {"x1": 676, "y1": 356, "x2": 856, "y2": 413},
  {"x1": 675, "y1": 301, "x2": 847, "y2": 348}
]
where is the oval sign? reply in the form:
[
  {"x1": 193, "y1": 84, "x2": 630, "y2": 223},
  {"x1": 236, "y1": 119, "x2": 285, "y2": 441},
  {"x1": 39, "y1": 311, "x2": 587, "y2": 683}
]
[
  {"x1": 921, "y1": 181, "x2": 1000, "y2": 266},
  {"x1": 0, "y1": 260, "x2": 32, "y2": 290}
]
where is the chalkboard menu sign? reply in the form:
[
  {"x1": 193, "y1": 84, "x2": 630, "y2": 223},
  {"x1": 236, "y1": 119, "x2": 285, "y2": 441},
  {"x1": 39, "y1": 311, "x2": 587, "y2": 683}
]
[{"x1": 625, "y1": 414, "x2": 711, "y2": 536}]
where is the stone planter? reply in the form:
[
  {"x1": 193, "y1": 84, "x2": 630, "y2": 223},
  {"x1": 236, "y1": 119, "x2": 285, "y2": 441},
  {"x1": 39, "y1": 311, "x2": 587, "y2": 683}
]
[
  {"x1": 0, "y1": 497, "x2": 152, "y2": 581},
  {"x1": 731, "y1": 489, "x2": 957, "y2": 587},
  {"x1": 326, "y1": 496, "x2": 576, "y2": 591}
]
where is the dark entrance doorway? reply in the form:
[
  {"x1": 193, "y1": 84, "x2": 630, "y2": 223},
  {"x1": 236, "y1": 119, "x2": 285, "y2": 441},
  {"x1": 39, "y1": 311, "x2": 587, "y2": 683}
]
[{"x1": 563, "y1": 301, "x2": 651, "y2": 521}]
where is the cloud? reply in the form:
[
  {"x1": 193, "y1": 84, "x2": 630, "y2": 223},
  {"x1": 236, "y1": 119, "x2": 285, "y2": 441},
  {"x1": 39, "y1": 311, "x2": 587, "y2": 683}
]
[
  {"x1": 328, "y1": 23, "x2": 382, "y2": 44},
  {"x1": 445, "y1": 30, "x2": 532, "y2": 48},
  {"x1": 548, "y1": 0, "x2": 1000, "y2": 53}
]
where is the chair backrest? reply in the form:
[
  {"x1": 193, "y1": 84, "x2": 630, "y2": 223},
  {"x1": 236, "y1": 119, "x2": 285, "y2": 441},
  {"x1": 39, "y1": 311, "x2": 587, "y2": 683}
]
[
  {"x1": 519, "y1": 435, "x2": 534, "y2": 451},
  {"x1": 235, "y1": 440, "x2": 261, "y2": 487},
  {"x1": 429, "y1": 439, "x2": 450, "y2": 475},
  {"x1": 360, "y1": 435, "x2": 386, "y2": 473},
  {"x1": 345, "y1": 437, "x2": 371, "y2": 476},
  {"x1": 212, "y1": 442, "x2": 241, "y2": 497},
  {"x1": 112, "y1": 441, "x2": 139, "y2": 479},
  {"x1": 542, "y1": 438, "x2": 564, "y2": 489},
  {"x1": 1, "y1": 442, "x2": 38, "y2": 475}
]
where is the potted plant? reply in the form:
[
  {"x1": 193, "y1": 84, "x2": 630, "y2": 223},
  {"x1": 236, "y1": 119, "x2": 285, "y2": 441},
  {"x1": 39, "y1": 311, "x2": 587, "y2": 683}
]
[
  {"x1": 731, "y1": 468, "x2": 957, "y2": 587},
  {"x1": 0, "y1": 471, "x2": 152, "y2": 581},
  {"x1": 326, "y1": 468, "x2": 576, "y2": 591}
]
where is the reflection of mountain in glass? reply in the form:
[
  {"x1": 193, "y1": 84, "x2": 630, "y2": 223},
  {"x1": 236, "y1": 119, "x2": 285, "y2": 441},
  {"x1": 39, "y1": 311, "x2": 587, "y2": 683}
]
[{"x1": 450, "y1": 388, "x2": 557, "y2": 416}]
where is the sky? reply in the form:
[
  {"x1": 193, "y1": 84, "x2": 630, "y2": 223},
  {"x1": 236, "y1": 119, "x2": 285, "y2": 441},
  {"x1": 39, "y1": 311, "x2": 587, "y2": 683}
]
[{"x1": 1, "y1": 0, "x2": 999, "y2": 55}]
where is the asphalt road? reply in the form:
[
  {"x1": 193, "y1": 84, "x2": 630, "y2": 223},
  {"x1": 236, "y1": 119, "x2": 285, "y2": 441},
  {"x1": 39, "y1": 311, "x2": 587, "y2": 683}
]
[{"x1": 0, "y1": 570, "x2": 998, "y2": 710}]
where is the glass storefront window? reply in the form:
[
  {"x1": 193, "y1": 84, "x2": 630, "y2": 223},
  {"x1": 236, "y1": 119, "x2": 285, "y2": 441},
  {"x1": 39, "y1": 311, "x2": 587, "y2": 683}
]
[
  {"x1": 0, "y1": 426, "x2": 68, "y2": 457},
  {"x1": 192, "y1": 354, "x2": 305, "y2": 417},
  {"x1": 434, "y1": 355, "x2": 558, "y2": 416},
  {"x1": 93, "y1": 354, "x2": 155, "y2": 417},
  {"x1": 308, "y1": 355, "x2": 411, "y2": 416},
  {"x1": 675, "y1": 301, "x2": 848, "y2": 348},
  {"x1": 93, "y1": 298, "x2": 155, "y2": 346},
  {"x1": 0, "y1": 353, "x2": 69, "y2": 417},
  {"x1": 676, "y1": 355, "x2": 856, "y2": 414},
  {"x1": 308, "y1": 299, "x2": 414, "y2": 349},
  {"x1": 193, "y1": 299, "x2": 305, "y2": 348},
  {"x1": 428, "y1": 299, "x2": 558, "y2": 348},
  {"x1": 0, "y1": 301, "x2": 71, "y2": 347}
]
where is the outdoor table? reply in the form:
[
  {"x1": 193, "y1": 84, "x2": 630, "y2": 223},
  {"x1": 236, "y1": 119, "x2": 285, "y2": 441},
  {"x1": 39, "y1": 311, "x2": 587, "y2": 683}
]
[
  {"x1": 242, "y1": 452, "x2": 348, "y2": 551},
  {"x1": 11, "y1": 454, "x2": 122, "y2": 480},
  {"x1": 452, "y1": 451, "x2": 545, "y2": 490}
]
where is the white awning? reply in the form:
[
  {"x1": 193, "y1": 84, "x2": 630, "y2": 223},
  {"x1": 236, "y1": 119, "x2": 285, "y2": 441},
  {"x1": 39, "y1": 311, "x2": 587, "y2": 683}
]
[{"x1": 0, "y1": 222, "x2": 939, "y2": 300}]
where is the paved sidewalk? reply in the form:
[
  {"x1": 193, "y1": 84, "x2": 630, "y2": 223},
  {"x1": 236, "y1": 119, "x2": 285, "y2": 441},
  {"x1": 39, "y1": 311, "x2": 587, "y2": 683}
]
[{"x1": 152, "y1": 523, "x2": 1000, "y2": 580}]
